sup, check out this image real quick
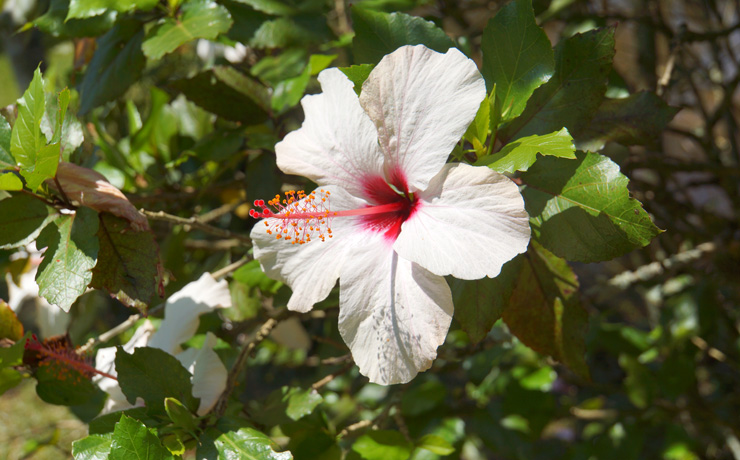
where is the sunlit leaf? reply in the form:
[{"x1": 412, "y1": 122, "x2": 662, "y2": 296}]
[
  {"x1": 0, "y1": 300, "x2": 23, "y2": 341},
  {"x1": 36, "y1": 207, "x2": 99, "y2": 312},
  {"x1": 353, "y1": 430, "x2": 412, "y2": 460},
  {"x1": 31, "y1": 0, "x2": 116, "y2": 38},
  {"x1": 109, "y1": 415, "x2": 174, "y2": 460},
  {"x1": 476, "y1": 128, "x2": 575, "y2": 174},
  {"x1": 521, "y1": 151, "x2": 662, "y2": 262},
  {"x1": 67, "y1": 0, "x2": 157, "y2": 19},
  {"x1": 142, "y1": 0, "x2": 233, "y2": 60},
  {"x1": 199, "y1": 427, "x2": 294, "y2": 460},
  {"x1": 71, "y1": 433, "x2": 113, "y2": 460},
  {"x1": 338, "y1": 64, "x2": 375, "y2": 95}
]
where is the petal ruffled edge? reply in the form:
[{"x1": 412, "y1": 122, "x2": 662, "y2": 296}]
[
  {"x1": 394, "y1": 163, "x2": 531, "y2": 279},
  {"x1": 360, "y1": 45, "x2": 486, "y2": 192},
  {"x1": 275, "y1": 68, "x2": 385, "y2": 197},
  {"x1": 338, "y1": 234, "x2": 453, "y2": 385}
]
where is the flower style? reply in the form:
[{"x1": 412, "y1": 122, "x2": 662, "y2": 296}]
[{"x1": 250, "y1": 45, "x2": 531, "y2": 385}]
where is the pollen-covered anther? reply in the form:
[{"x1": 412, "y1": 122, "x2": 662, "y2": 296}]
[{"x1": 250, "y1": 189, "x2": 334, "y2": 244}]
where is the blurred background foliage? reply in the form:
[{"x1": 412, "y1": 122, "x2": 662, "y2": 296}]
[{"x1": 0, "y1": 0, "x2": 739, "y2": 459}]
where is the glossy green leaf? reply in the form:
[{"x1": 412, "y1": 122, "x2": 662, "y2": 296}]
[
  {"x1": 250, "y1": 16, "x2": 327, "y2": 49},
  {"x1": 213, "y1": 66, "x2": 272, "y2": 113},
  {"x1": 208, "y1": 427, "x2": 293, "y2": 459},
  {"x1": 10, "y1": 67, "x2": 60, "y2": 190},
  {"x1": 417, "y1": 434, "x2": 455, "y2": 455},
  {"x1": 109, "y1": 415, "x2": 174, "y2": 460},
  {"x1": 222, "y1": 0, "x2": 270, "y2": 43},
  {"x1": 171, "y1": 68, "x2": 270, "y2": 124},
  {"x1": 142, "y1": 0, "x2": 233, "y2": 60},
  {"x1": 272, "y1": 54, "x2": 336, "y2": 113},
  {"x1": 67, "y1": 0, "x2": 158, "y2": 19},
  {"x1": 31, "y1": 0, "x2": 117, "y2": 38},
  {"x1": 577, "y1": 91, "x2": 680, "y2": 150},
  {"x1": 481, "y1": 0, "x2": 554, "y2": 123},
  {"x1": 72, "y1": 434, "x2": 113, "y2": 460},
  {"x1": 0, "y1": 114, "x2": 13, "y2": 169},
  {"x1": 353, "y1": 430, "x2": 412, "y2": 460},
  {"x1": 476, "y1": 128, "x2": 575, "y2": 174},
  {"x1": 115, "y1": 347, "x2": 199, "y2": 415},
  {"x1": 503, "y1": 242, "x2": 589, "y2": 379},
  {"x1": 88, "y1": 407, "x2": 157, "y2": 435},
  {"x1": 463, "y1": 94, "x2": 492, "y2": 156},
  {"x1": 35, "y1": 207, "x2": 99, "y2": 312},
  {"x1": 338, "y1": 64, "x2": 374, "y2": 95},
  {"x1": 450, "y1": 255, "x2": 523, "y2": 343},
  {"x1": 0, "y1": 193, "x2": 57, "y2": 249},
  {"x1": 44, "y1": 88, "x2": 83, "y2": 161},
  {"x1": 90, "y1": 213, "x2": 164, "y2": 311},
  {"x1": 500, "y1": 27, "x2": 615, "y2": 143},
  {"x1": 79, "y1": 20, "x2": 146, "y2": 115},
  {"x1": 351, "y1": 8, "x2": 455, "y2": 64},
  {"x1": 521, "y1": 151, "x2": 662, "y2": 262}
]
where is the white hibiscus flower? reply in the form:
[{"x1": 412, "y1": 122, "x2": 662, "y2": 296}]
[
  {"x1": 95, "y1": 273, "x2": 231, "y2": 415},
  {"x1": 250, "y1": 45, "x2": 531, "y2": 385}
]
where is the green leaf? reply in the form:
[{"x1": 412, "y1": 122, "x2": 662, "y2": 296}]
[
  {"x1": 400, "y1": 379, "x2": 446, "y2": 417},
  {"x1": 338, "y1": 64, "x2": 375, "y2": 95},
  {"x1": 109, "y1": 415, "x2": 174, "y2": 460},
  {"x1": 233, "y1": 259, "x2": 283, "y2": 294},
  {"x1": 0, "y1": 367, "x2": 23, "y2": 396},
  {"x1": 222, "y1": 0, "x2": 270, "y2": 43},
  {"x1": 353, "y1": 430, "x2": 412, "y2": 460},
  {"x1": 44, "y1": 88, "x2": 83, "y2": 161},
  {"x1": 90, "y1": 213, "x2": 163, "y2": 311},
  {"x1": 0, "y1": 173, "x2": 22, "y2": 191},
  {"x1": 35, "y1": 207, "x2": 99, "y2": 312},
  {"x1": 450, "y1": 255, "x2": 523, "y2": 344},
  {"x1": 0, "y1": 331, "x2": 28, "y2": 368},
  {"x1": 0, "y1": 193, "x2": 57, "y2": 249},
  {"x1": 619, "y1": 355, "x2": 656, "y2": 409},
  {"x1": 234, "y1": 0, "x2": 296, "y2": 15},
  {"x1": 205, "y1": 427, "x2": 293, "y2": 460},
  {"x1": 67, "y1": 0, "x2": 158, "y2": 19},
  {"x1": 500, "y1": 27, "x2": 615, "y2": 143},
  {"x1": 51, "y1": 88, "x2": 70, "y2": 145},
  {"x1": 351, "y1": 8, "x2": 455, "y2": 65},
  {"x1": 34, "y1": 357, "x2": 99, "y2": 405},
  {"x1": 417, "y1": 434, "x2": 455, "y2": 456},
  {"x1": 0, "y1": 114, "x2": 13, "y2": 169},
  {"x1": 10, "y1": 67, "x2": 60, "y2": 190},
  {"x1": 79, "y1": 20, "x2": 146, "y2": 115},
  {"x1": 481, "y1": 0, "x2": 555, "y2": 123},
  {"x1": 115, "y1": 347, "x2": 199, "y2": 415},
  {"x1": 476, "y1": 128, "x2": 575, "y2": 174},
  {"x1": 31, "y1": 0, "x2": 117, "y2": 38},
  {"x1": 252, "y1": 386, "x2": 323, "y2": 426},
  {"x1": 72, "y1": 433, "x2": 113, "y2": 460},
  {"x1": 463, "y1": 94, "x2": 492, "y2": 156},
  {"x1": 0, "y1": 300, "x2": 24, "y2": 341},
  {"x1": 142, "y1": 0, "x2": 233, "y2": 60},
  {"x1": 165, "y1": 397, "x2": 197, "y2": 432},
  {"x1": 250, "y1": 16, "x2": 328, "y2": 49},
  {"x1": 576, "y1": 91, "x2": 680, "y2": 150},
  {"x1": 521, "y1": 151, "x2": 662, "y2": 262},
  {"x1": 502, "y1": 242, "x2": 589, "y2": 379},
  {"x1": 272, "y1": 54, "x2": 336, "y2": 113},
  {"x1": 213, "y1": 66, "x2": 272, "y2": 113},
  {"x1": 88, "y1": 407, "x2": 157, "y2": 435},
  {"x1": 171, "y1": 68, "x2": 270, "y2": 124}
]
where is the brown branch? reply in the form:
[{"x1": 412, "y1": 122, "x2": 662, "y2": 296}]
[{"x1": 140, "y1": 209, "x2": 252, "y2": 244}]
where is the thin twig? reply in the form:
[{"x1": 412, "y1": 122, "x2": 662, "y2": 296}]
[
  {"x1": 213, "y1": 310, "x2": 289, "y2": 417},
  {"x1": 311, "y1": 362, "x2": 354, "y2": 391},
  {"x1": 212, "y1": 258, "x2": 250, "y2": 280},
  {"x1": 141, "y1": 209, "x2": 252, "y2": 244}
]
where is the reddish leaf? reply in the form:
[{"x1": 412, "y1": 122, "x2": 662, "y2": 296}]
[{"x1": 90, "y1": 213, "x2": 164, "y2": 312}]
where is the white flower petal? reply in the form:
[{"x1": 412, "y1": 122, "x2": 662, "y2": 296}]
[
  {"x1": 275, "y1": 68, "x2": 385, "y2": 197},
  {"x1": 176, "y1": 332, "x2": 227, "y2": 416},
  {"x1": 338, "y1": 235, "x2": 453, "y2": 385},
  {"x1": 359, "y1": 45, "x2": 485, "y2": 192},
  {"x1": 148, "y1": 273, "x2": 231, "y2": 355},
  {"x1": 394, "y1": 163, "x2": 531, "y2": 279},
  {"x1": 251, "y1": 185, "x2": 370, "y2": 313},
  {"x1": 94, "y1": 320, "x2": 156, "y2": 413}
]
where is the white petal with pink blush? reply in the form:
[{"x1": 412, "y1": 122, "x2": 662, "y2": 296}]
[{"x1": 250, "y1": 45, "x2": 531, "y2": 385}]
